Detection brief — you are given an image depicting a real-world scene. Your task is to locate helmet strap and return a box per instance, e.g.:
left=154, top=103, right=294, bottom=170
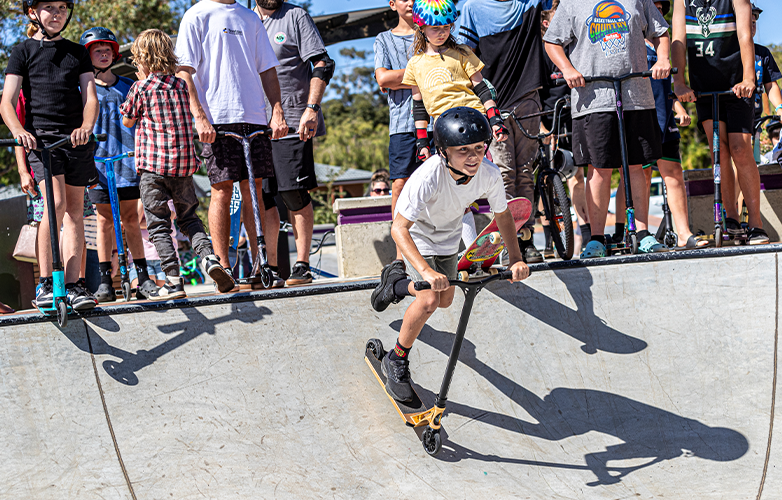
left=441, top=154, right=473, bottom=186
left=30, top=3, right=74, bottom=47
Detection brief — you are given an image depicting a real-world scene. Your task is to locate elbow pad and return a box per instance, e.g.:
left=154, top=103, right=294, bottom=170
left=310, top=52, right=335, bottom=85
left=413, top=99, right=430, bottom=122
left=473, top=79, right=497, bottom=104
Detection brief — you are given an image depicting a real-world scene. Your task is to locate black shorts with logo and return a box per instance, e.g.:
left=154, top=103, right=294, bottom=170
left=263, top=137, right=317, bottom=195
left=27, top=129, right=99, bottom=187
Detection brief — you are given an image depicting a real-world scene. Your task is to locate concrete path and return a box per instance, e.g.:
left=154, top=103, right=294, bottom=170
left=1, top=248, right=779, bottom=499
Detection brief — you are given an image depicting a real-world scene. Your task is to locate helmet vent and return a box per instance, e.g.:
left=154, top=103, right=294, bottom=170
left=458, top=127, right=465, bottom=133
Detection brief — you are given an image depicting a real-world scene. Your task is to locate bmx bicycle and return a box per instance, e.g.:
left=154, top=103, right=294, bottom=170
left=509, top=95, right=575, bottom=260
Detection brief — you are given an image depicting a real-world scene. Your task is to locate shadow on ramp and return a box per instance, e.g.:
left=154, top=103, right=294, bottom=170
left=490, top=268, right=648, bottom=354
left=77, top=303, right=272, bottom=386
left=406, top=323, right=748, bottom=486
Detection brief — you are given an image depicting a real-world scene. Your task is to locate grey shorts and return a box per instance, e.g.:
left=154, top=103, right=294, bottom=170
left=402, top=253, right=458, bottom=282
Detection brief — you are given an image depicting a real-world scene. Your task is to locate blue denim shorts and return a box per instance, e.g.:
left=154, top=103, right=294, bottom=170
left=389, top=132, right=421, bottom=180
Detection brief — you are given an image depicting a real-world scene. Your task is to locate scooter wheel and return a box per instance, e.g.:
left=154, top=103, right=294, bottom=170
left=57, top=300, right=68, bottom=328
left=489, top=231, right=501, bottom=244
left=458, top=270, right=469, bottom=282
left=261, top=267, right=272, bottom=289
left=664, top=233, right=677, bottom=249
left=366, top=339, right=384, bottom=360
left=629, top=234, right=639, bottom=255
left=122, top=282, right=132, bottom=302
left=422, top=427, right=442, bottom=456
left=715, top=227, right=723, bottom=248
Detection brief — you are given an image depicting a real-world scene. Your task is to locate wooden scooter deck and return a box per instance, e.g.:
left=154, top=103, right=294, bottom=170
left=364, top=342, right=430, bottom=427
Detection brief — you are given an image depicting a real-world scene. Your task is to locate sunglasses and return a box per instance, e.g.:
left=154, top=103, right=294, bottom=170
left=372, top=188, right=390, bottom=194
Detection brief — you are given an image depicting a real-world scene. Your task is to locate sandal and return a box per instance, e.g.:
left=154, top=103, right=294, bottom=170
left=677, top=234, right=709, bottom=250
left=724, top=217, right=743, bottom=235
left=580, top=240, right=607, bottom=259
left=747, top=227, right=770, bottom=245
left=638, top=235, right=669, bottom=253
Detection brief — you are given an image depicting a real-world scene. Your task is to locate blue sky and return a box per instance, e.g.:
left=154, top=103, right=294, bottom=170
left=313, top=0, right=782, bottom=77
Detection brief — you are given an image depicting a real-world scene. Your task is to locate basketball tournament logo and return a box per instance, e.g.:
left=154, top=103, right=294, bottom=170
left=586, top=0, right=631, bottom=58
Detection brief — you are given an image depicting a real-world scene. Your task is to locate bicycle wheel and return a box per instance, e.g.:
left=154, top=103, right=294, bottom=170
left=544, top=173, right=574, bottom=260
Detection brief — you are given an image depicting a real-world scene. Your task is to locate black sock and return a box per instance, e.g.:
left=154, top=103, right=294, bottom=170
left=40, top=276, right=52, bottom=285
left=591, top=234, right=607, bottom=245
left=99, top=261, right=113, bottom=285
left=134, top=258, right=150, bottom=284
left=614, top=223, right=625, bottom=238
left=269, top=265, right=278, bottom=273
left=543, top=225, right=552, bottom=247
left=393, top=278, right=411, bottom=298
left=580, top=224, right=592, bottom=243
left=389, top=339, right=411, bottom=361
left=637, top=229, right=651, bottom=240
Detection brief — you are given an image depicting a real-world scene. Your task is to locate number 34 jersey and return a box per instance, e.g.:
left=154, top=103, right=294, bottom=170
left=685, top=0, right=744, bottom=92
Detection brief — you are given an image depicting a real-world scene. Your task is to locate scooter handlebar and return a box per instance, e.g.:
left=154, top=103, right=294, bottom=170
left=555, top=68, right=677, bottom=86
left=0, top=133, right=106, bottom=150
left=413, top=269, right=515, bottom=291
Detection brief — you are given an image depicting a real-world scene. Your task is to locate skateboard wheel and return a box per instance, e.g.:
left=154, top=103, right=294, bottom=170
left=458, top=270, right=469, bottom=282
left=366, top=339, right=384, bottom=360
left=489, top=231, right=501, bottom=245
left=422, top=427, right=442, bottom=456
left=488, top=268, right=498, bottom=276
left=519, top=228, right=532, bottom=241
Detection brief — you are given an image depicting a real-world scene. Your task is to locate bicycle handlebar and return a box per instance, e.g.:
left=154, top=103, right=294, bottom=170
left=0, top=133, right=106, bottom=150
left=413, top=269, right=514, bottom=291
left=510, top=95, right=570, bottom=141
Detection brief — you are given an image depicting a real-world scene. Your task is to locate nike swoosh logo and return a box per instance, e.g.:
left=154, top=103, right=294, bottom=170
left=296, top=176, right=309, bottom=182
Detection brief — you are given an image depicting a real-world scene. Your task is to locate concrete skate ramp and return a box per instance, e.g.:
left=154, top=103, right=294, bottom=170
left=1, top=248, right=780, bottom=499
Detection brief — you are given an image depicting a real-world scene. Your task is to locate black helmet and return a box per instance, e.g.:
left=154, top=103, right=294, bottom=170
left=434, top=107, right=492, bottom=154
left=80, top=27, right=121, bottom=62
left=767, top=118, right=781, bottom=136
left=23, top=1, right=75, bottom=40
left=657, top=0, right=670, bottom=15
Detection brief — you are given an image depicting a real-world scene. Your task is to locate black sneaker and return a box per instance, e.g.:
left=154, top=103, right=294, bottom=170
left=94, top=283, right=116, bottom=303
left=371, top=260, right=406, bottom=312
left=381, top=352, right=415, bottom=403
left=35, top=279, right=54, bottom=309
left=519, top=238, right=544, bottom=264
left=269, top=269, right=285, bottom=288
left=286, top=262, right=313, bottom=286
left=201, top=254, right=236, bottom=293
left=135, top=279, right=160, bottom=300
left=66, top=279, right=98, bottom=312
left=148, top=276, right=187, bottom=301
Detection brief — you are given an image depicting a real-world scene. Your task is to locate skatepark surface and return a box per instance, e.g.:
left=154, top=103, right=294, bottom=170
left=1, top=246, right=780, bottom=499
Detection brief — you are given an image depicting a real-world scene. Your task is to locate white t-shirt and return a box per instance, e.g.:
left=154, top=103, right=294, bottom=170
left=175, top=0, right=279, bottom=125
left=395, top=155, right=508, bottom=255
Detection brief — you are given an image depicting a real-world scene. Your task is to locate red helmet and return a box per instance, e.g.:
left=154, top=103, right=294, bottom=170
left=80, top=27, right=121, bottom=62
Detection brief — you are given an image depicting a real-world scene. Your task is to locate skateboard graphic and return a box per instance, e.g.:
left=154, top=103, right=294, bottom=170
left=365, top=339, right=432, bottom=427
left=457, top=197, right=533, bottom=281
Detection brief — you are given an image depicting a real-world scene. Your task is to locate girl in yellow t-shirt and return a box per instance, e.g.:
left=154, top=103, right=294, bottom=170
left=402, top=0, right=507, bottom=160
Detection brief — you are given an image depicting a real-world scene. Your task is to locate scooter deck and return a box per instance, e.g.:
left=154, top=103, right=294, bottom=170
left=31, top=300, right=71, bottom=317
left=365, top=344, right=429, bottom=427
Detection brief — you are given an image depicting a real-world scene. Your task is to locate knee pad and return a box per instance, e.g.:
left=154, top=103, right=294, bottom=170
left=280, top=188, right=312, bottom=212
left=262, top=190, right=277, bottom=211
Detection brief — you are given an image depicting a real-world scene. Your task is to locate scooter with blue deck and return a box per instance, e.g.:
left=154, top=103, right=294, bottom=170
left=93, top=150, right=135, bottom=301
left=0, top=133, right=107, bottom=326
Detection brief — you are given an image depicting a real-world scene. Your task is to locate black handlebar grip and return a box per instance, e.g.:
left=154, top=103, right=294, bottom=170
left=93, top=133, right=108, bottom=142
left=414, top=281, right=431, bottom=291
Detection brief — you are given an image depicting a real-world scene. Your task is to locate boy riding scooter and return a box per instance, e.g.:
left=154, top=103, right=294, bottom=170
left=371, top=107, right=529, bottom=402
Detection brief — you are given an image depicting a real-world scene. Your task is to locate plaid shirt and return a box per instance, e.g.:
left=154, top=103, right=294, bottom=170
left=119, top=74, right=199, bottom=177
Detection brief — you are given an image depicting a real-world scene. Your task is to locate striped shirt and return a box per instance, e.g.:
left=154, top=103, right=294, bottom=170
left=119, top=74, right=200, bottom=177
left=683, top=0, right=743, bottom=92
left=374, top=30, right=416, bottom=135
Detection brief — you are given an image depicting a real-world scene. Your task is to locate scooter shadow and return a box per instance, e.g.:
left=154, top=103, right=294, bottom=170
left=401, top=323, right=747, bottom=486
left=488, top=267, right=647, bottom=354
left=83, top=302, right=272, bottom=386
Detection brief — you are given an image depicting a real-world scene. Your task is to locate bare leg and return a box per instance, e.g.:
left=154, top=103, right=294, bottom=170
left=656, top=159, right=698, bottom=244
left=62, top=184, right=86, bottom=283
left=727, top=132, right=763, bottom=228
left=629, top=165, right=650, bottom=232
left=398, top=285, right=456, bottom=348
left=586, top=166, right=613, bottom=238
left=391, top=177, right=408, bottom=260
left=120, top=199, right=145, bottom=261
left=209, top=181, right=234, bottom=266
left=567, top=167, right=589, bottom=225
left=290, top=203, right=314, bottom=264
left=702, top=120, right=737, bottom=219
left=239, top=179, right=273, bottom=267
left=264, top=204, right=280, bottom=268
left=95, top=203, right=115, bottom=262
left=37, top=175, right=67, bottom=277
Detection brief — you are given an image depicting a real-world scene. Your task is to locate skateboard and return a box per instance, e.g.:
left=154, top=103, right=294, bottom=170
left=365, top=339, right=433, bottom=428
left=456, top=197, right=532, bottom=281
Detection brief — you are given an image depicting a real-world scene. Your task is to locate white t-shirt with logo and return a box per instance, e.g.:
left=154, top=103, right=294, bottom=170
left=176, top=0, right=279, bottom=125
left=395, top=155, right=508, bottom=255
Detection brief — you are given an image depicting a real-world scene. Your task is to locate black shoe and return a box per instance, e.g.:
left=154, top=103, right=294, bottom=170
left=269, top=269, right=285, bottom=288
left=135, top=279, right=160, bottom=300
left=35, top=279, right=54, bottom=309
left=725, top=218, right=744, bottom=235
left=94, top=283, right=116, bottom=303
left=371, top=260, right=406, bottom=312
left=148, top=276, right=187, bottom=301
left=66, top=279, right=98, bottom=312
left=519, top=239, right=544, bottom=264
left=286, top=262, right=313, bottom=286
left=381, top=352, right=414, bottom=403
left=202, top=254, right=236, bottom=293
